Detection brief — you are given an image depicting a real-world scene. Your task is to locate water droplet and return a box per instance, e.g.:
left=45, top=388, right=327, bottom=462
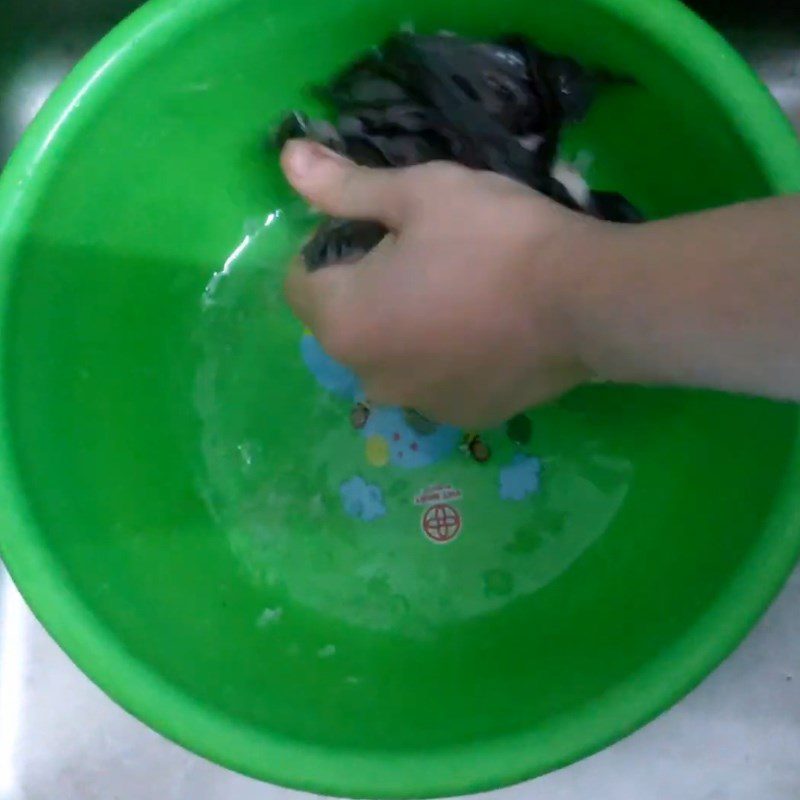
left=256, top=606, right=283, bottom=627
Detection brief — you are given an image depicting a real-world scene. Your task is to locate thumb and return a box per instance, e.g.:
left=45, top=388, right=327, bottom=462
left=281, top=139, right=410, bottom=228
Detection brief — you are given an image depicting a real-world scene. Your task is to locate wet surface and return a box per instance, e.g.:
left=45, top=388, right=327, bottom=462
left=1, top=1, right=799, bottom=798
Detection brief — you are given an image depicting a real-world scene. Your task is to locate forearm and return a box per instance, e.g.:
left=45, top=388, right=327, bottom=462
left=569, top=195, right=800, bottom=399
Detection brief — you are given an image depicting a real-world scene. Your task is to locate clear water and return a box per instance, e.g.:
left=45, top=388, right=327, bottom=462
left=193, top=205, right=643, bottom=639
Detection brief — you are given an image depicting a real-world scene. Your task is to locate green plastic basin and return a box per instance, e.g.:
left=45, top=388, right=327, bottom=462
left=1, top=0, right=799, bottom=796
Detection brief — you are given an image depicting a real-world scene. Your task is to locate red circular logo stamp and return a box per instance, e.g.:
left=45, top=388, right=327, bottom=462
left=421, top=503, right=462, bottom=543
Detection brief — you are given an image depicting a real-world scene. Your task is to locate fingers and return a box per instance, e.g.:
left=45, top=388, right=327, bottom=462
left=281, top=140, right=411, bottom=229
left=284, top=235, right=398, bottom=362
left=284, top=255, right=326, bottom=330
left=284, top=256, right=355, bottom=340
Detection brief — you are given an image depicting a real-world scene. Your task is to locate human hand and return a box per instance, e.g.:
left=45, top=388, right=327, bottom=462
left=281, top=139, right=600, bottom=428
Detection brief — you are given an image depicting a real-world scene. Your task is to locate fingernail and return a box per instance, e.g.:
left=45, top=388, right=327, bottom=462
left=284, top=140, right=343, bottom=179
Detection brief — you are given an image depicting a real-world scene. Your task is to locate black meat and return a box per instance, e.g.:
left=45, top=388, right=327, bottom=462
left=273, top=32, right=641, bottom=267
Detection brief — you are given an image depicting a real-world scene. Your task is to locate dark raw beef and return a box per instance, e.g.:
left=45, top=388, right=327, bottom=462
left=274, top=32, right=641, bottom=272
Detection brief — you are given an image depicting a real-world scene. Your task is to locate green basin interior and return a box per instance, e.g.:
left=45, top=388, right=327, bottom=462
left=1, top=0, right=800, bottom=797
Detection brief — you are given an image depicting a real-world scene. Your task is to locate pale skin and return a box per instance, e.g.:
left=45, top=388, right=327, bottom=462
left=281, top=138, right=800, bottom=429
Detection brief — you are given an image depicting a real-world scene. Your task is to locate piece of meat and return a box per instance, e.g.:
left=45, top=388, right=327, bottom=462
left=588, top=190, right=644, bottom=223
left=302, top=218, right=388, bottom=271
left=274, top=31, right=642, bottom=271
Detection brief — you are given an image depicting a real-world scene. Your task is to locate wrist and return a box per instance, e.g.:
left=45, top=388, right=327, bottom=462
left=549, top=214, right=632, bottom=381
